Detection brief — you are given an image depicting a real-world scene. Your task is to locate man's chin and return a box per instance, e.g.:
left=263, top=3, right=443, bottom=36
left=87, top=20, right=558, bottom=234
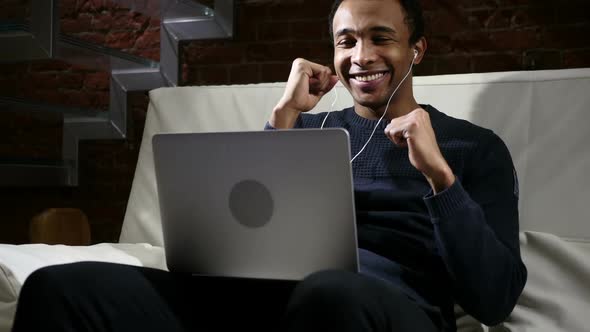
left=351, top=94, right=389, bottom=110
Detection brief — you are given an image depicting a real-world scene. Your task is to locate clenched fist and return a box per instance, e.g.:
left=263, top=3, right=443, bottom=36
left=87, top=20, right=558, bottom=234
left=385, top=108, right=455, bottom=193
left=270, top=58, right=339, bottom=129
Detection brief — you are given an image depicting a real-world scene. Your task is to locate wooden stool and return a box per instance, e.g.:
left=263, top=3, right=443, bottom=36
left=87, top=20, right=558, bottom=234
left=30, top=208, right=91, bottom=245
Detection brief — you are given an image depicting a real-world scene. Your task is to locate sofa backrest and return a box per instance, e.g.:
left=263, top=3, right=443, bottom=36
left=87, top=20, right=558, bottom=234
left=120, top=68, right=590, bottom=245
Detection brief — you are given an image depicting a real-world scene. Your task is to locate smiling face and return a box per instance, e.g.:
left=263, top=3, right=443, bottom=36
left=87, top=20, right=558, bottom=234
left=332, top=0, right=424, bottom=117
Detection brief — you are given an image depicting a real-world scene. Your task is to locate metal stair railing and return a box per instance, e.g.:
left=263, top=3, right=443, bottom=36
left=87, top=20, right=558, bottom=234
left=0, top=0, right=234, bottom=186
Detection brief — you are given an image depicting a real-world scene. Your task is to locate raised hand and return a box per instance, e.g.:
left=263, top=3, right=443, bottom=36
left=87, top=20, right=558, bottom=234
left=384, top=108, right=455, bottom=193
left=270, top=58, right=339, bottom=128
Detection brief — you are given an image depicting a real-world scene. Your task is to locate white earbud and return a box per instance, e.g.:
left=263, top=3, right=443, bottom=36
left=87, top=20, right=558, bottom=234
left=413, top=49, right=418, bottom=59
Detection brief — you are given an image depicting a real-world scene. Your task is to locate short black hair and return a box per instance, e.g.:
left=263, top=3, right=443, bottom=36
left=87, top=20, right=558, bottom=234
left=328, top=0, right=425, bottom=45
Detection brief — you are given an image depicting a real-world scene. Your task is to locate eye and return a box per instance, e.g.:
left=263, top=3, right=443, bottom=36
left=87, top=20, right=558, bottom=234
left=336, top=38, right=356, bottom=48
left=373, top=36, right=392, bottom=44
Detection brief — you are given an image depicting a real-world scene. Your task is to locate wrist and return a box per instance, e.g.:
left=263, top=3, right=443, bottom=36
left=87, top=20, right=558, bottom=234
left=270, top=104, right=301, bottom=129
left=425, top=165, right=455, bottom=194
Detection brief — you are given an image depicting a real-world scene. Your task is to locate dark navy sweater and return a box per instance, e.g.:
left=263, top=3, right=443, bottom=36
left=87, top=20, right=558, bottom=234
left=266, top=105, right=527, bottom=331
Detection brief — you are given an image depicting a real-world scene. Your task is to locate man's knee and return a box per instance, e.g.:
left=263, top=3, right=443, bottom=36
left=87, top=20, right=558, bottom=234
left=288, top=270, right=372, bottom=310
left=282, top=270, right=383, bottom=331
left=21, top=262, right=130, bottom=300
left=21, top=264, right=75, bottom=297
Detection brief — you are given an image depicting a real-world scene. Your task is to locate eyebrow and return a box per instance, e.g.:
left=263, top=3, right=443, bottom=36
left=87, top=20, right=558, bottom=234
left=334, top=26, right=398, bottom=37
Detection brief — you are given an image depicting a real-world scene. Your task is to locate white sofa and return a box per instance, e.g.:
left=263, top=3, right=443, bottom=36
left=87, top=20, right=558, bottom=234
left=1, top=68, right=589, bottom=332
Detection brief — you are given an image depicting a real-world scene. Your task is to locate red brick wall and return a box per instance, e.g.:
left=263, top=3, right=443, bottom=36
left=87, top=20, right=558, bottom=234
left=1, top=0, right=28, bottom=20
left=184, top=0, right=590, bottom=85
left=184, top=0, right=335, bottom=85
left=0, top=0, right=160, bottom=110
left=59, top=0, right=161, bottom=60
left=1, top=0, right=589, bottom=244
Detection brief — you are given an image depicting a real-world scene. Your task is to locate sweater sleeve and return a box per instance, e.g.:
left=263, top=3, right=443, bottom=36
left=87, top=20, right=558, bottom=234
left=423, top=133, right=527, bottom=326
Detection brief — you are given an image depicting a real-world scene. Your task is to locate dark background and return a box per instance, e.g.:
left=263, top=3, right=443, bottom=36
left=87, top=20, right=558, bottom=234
left=1, top=0, right=589, bottom=244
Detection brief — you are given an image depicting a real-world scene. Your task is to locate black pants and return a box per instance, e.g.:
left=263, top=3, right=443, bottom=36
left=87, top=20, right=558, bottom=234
left=12, top=262, right=439, bottom=332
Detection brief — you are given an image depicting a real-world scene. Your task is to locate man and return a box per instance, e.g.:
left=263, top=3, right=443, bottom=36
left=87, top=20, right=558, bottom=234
left=268, top=0, right=527, bottom=331
left=12, top=1, right=526, bottom=331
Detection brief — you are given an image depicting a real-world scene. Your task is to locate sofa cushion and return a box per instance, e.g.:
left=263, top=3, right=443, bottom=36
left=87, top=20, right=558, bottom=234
left=0, top=261, right=19, bottom=332
left=489, top=232, right=590, bottom=332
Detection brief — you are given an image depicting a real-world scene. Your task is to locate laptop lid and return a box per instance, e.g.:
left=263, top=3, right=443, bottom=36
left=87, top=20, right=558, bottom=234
left=152, top=128, right=359, bottom=280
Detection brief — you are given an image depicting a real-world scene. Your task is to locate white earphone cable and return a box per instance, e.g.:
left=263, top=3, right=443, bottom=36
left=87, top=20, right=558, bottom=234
left=320, top=86, right=339, bottom=129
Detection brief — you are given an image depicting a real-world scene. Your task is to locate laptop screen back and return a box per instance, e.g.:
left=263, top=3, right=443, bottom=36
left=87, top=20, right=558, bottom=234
left=152, top=128, right=359, bottom=280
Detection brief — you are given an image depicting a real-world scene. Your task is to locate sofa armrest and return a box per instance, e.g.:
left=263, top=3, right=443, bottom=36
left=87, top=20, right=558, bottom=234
left=0, top=243, right=166, bottom=285
left=0, top=242, right=166, bottom=332
left=0, top=262, right=18, bottom=332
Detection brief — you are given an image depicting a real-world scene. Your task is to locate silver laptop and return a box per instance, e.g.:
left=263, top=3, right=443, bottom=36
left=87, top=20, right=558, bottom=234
left=152, top=128, right=359, bottom=280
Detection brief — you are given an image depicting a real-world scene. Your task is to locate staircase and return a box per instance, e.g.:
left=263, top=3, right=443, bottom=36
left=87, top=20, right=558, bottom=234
left=0, top=0, right=234, bottom=186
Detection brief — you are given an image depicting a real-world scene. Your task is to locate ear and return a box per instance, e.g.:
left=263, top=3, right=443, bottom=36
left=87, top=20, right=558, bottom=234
left=412, top=37, right=427, bottom=64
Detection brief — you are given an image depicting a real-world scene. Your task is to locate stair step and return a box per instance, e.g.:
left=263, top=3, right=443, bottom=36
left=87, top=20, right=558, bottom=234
left=0, top=159, right=71, bottom=186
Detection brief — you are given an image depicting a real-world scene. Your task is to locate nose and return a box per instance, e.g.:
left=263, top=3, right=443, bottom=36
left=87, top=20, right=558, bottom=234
left=351, top=41, right=376, bottom=67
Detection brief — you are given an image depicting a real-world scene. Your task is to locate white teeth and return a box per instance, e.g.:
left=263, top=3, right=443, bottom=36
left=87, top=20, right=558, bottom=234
left=354, top=72, right=385, bottom=82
